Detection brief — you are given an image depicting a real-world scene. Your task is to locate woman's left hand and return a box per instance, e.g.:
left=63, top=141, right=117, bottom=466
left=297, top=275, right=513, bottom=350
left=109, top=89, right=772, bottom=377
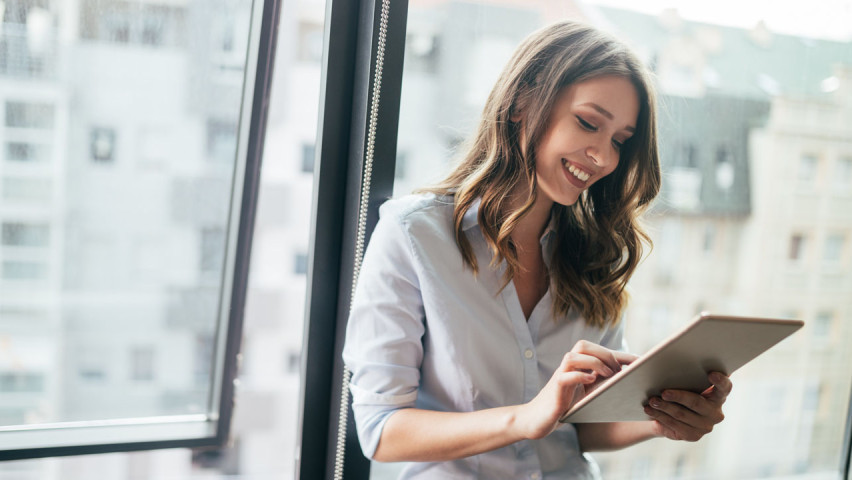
left=643, top=371, right=732, bottom=442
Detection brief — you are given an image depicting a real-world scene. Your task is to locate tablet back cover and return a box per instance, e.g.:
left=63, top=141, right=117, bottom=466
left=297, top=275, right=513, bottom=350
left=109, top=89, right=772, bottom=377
left=561, top=314, right=803, bottom=423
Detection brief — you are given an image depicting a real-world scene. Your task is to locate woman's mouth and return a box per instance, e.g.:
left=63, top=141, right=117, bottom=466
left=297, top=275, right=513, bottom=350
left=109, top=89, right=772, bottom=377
left=562, top=159, right=590, bottom=184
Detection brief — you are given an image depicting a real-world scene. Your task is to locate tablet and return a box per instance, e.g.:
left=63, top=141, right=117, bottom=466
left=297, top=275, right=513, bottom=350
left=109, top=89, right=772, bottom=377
left=559, top=313, right=804, bottom=423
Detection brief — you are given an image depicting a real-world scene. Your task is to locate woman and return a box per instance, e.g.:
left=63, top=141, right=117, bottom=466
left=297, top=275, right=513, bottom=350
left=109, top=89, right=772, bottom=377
left=343, top=20, right=731, bottom=479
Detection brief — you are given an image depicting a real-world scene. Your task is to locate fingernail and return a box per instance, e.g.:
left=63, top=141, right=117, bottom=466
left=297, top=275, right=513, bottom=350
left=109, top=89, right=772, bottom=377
left=661, top=391, right=673, bottom=401
left=649, top=398, right=661, bottom=408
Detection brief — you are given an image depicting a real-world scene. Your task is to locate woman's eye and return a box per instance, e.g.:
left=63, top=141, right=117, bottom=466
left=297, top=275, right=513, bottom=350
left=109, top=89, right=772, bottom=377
left=612, top=139, right=624, bottom=150
left=576, top=116, right=597, bottom=131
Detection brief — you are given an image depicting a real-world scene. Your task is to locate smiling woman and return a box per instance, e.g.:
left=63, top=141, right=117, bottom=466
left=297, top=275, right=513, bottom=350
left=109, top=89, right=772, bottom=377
left=376, top=1, right=852, bottom=480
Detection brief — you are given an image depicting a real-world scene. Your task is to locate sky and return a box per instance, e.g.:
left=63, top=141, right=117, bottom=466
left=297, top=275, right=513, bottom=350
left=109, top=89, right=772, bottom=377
left=585, top=0, right=852, bottom=41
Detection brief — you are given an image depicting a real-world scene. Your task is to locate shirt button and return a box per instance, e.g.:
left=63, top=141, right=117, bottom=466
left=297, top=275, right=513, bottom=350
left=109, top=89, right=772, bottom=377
left=524, top=349, right=534, bottom=359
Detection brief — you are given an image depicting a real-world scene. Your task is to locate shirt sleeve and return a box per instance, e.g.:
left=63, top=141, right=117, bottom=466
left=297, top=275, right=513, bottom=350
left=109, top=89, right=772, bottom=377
left=342, top=202, right=425, bottom=459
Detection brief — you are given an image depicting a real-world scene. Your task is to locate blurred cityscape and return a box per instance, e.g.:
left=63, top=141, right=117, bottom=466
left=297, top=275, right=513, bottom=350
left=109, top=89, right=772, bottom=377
left=0, top=0, right=849, bottom=479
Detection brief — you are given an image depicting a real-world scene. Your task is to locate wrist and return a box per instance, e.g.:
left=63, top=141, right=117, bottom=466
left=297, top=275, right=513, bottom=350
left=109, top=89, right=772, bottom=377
left=506, top=404, right=533, bottom=441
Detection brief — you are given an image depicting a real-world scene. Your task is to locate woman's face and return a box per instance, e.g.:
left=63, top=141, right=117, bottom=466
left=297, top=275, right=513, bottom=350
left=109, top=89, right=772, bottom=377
left=533, top=75, right=640, bottom=207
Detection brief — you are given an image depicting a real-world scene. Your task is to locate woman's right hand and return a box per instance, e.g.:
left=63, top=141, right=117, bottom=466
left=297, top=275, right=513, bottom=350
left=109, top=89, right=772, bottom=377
left=514, top=340, right=637, bottom=440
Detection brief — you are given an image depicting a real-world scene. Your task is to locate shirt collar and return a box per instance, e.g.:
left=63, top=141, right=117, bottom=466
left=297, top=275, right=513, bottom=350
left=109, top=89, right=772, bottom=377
left=461, top=197, right=557, bottom=246
left=461, top=198, right=481, bottom=232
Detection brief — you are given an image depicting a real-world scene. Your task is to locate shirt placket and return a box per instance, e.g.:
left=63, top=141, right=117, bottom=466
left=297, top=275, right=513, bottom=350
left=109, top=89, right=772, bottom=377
left=498, top=266, right=543, bottom=476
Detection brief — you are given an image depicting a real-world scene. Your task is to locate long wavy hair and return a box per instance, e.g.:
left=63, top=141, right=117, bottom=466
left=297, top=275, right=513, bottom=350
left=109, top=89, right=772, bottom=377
left=424, top=21, right=661, bottom=328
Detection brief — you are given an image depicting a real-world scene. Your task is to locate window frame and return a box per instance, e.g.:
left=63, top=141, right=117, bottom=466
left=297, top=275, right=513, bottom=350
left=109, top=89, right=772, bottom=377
left=296, top=0, right=408, bottom=478
left=0, top=0, right=280, bottom=461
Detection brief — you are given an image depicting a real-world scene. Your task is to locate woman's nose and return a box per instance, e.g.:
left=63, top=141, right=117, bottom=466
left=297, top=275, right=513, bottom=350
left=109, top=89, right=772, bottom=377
left=585, top=145, right=612, bottom=167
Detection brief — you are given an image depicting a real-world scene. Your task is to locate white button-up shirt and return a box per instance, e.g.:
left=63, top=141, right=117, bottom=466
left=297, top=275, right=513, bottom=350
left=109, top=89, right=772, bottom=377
left=343, top=194, right=626, bottom=479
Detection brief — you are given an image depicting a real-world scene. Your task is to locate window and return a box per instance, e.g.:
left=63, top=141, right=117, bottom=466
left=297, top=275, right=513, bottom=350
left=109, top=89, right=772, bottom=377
left=1, top=223, right=50, bottom=247
left=0, top=0, right=274, bottom=467
left=206, top=119, right=238, bottom=163
left=1, top=177, right=52, bottom=203
left=5, top=142, right=49, bottom=163
left=200, top=227, right=226, bottom=275
left=0, top=1, right=849, bottom=479
left=835, top=156, right=852, bottom=192
left=90, top=127, right=116, bottom=163
left=4, top=101, right=54, bottom=129
left=789, top=234, right=806, bottom=261
left=0, top=373, right=45, bottom=393
left=798, top=154, right=819, bottom=184
left=301, top=143, right=315, bottom=173
left=715, top=145, right=734, bottom=190
left=823, top=234, right=845, bottom=263
left=1, top=260, right=47, bottom=281
left=293, top=252, right=308, bottom=275
left=813, top=311, right=832, bottom=344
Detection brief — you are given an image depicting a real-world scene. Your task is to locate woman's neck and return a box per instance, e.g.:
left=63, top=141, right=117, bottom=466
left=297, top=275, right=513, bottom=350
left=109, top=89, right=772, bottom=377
left=510, top=188, right=553, bottom=248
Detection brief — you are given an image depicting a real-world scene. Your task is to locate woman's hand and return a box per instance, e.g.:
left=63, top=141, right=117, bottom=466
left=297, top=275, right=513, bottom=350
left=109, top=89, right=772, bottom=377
left=515, top=340, right=637, bottom=440
left=643, top=372, right=732, bottom=442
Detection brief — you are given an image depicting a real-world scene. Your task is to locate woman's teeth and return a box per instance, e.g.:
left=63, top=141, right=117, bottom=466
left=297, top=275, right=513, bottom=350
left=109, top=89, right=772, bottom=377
left=567, top=163, right=590, bottom=182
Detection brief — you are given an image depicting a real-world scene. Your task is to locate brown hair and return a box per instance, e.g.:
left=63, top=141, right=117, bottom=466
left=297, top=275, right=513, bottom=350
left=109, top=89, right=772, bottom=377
left=423, top=20, right=661, bottom=328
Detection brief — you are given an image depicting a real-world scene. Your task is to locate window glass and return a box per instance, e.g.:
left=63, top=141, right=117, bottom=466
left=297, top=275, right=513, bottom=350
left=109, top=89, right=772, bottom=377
left=0, top=0, right=324, bottom=478
left=386, top=1, right=852, bottom=479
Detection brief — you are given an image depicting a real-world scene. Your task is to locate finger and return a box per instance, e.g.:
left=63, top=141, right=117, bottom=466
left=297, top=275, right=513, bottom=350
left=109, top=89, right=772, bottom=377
left=614, top=351, right=639, bottom=366
left=660, top=387, right=721, bottom=423
left=644, top=404, right=708, bottom=442
left=559, top=351, right=618, bottom=378
left=705, top=372, right=732, bottom=403
left=649, top=394, right=717, bottom=431
left=570, top=340, right=628, bottom=373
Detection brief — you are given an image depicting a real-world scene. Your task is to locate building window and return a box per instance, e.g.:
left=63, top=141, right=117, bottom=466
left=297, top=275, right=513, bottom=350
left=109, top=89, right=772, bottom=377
left=1, top=260, right=47, bottom=280
left=0, top=372, right=45, bottom=393
left=680, top=142, right=698, bottom=168
left=789, top=234, right=806, bottom=261
left=5, top=101, right=54, bottom=129
left=90, top=127, right=117, bottom=163
left=293, top=252, right=308, bottom=275
left=200, top=227, right=226, bottom=275
left=798, top=154, right=818, bottom=184
left=301, top=143, right=315, bottom=173
left=286, top=351, right=301, bottom=374
left=2, top=177, right=52, bottom=203
left=6, top=142, right=48, bottom=162
left=130, top=347, right=155, bottom=381
left=206, top=119, right=237, bottom=163
left=823, top=234, right=844, bottom=263
left=835, top=156, right=852, bottom=192
left=1, top=222, right=50, bottom=247
left=813, top=311, right=832, bottom=342
left=715, top=145, right=734, bottom=190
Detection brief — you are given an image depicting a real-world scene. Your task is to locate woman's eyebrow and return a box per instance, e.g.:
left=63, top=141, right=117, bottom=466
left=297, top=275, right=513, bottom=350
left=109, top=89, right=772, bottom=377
left=580, top=102, right=635, bottom=132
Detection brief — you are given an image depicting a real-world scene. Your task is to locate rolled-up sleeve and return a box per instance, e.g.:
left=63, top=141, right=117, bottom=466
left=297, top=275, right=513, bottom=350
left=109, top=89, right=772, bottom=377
left=342, top=203, right=426, bottom=458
